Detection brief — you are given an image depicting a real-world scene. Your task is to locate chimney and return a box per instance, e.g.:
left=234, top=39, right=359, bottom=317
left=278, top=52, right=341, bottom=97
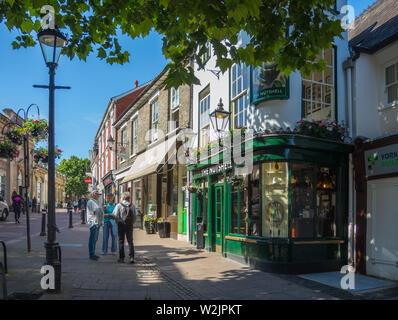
left=134, top=80, right=138, bottom=88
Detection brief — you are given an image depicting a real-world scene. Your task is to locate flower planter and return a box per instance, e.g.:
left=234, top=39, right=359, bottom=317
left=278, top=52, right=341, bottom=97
left=157, top=222, right=171, bottom=238
left=144, top=220, right=156, bottom=234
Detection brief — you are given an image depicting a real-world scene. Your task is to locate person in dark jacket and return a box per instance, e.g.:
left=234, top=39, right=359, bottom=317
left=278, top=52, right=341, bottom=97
left=112, top=192, right=137, bottom=264
left=12, top=191, right=23, bottom=224
left=32, top=197, right=37, bottom=213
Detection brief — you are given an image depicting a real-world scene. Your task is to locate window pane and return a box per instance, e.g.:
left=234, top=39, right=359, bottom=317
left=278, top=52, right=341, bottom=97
left=231, top=185, right=238, bottom=234
left=325, top=48, right=333, bottom=66
left=325, top=67, right=333, bottom=85
left=249, top=165, right=261, bottom=236
left=386, top=64, right=395, bottom=85
left=303, top=81, right=312, bottom=100
left=291, top=163, right=317, bottom=238
left=261, top=162, right=289, bottom=238
left=388, top=84, right=398, bottom=104
left=239, top=176, right=249, bottom=235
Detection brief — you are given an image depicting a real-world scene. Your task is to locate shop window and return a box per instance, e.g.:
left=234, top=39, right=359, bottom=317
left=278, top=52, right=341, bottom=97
left=170, top=168, right=178, bottom=215
left=249, top=164, right=261, bottom=236
left=132, top=179, right=141, bottom=212
left=230, top=174, right=249, bottom=236
left=302, top=48, right=335, bottom=121
left=261, top=162, right=289, bottom=238
left=146, top=174, right=157, bottom=216
left=231, top=184, right=239, bottom=234
left=239, top=175, right=249, bottom=235
left=291, top=163, right=337, bottom=238
left=203, top=180, right=208, bottom=232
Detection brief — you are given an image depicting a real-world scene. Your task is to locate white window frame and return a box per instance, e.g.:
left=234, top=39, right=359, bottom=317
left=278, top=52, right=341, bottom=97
left=151, top=99, right=159, bottom=142
left=231, top=62, right=249, bottom=129
left=131, top=117, right=138, bottom=156
left=170, top=87, right=180, bottom=110
left=302, top=48, right=336, bottom=121
left=385, top=62, right=398, bottom=106
left=201, top=41, right=211, bottom=64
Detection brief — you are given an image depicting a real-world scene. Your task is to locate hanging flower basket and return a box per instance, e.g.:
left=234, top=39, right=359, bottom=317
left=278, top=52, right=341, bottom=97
left=226, top=175, right=243, bottom=187
left=0, top=135, right=19, bottom=159
left=5, top=127, right=24, bottom=145
left=24, top=119, right=48, bottom=141
left=294, top=119, right=346, bottom=142
left=33, top=147, right=62, bottom=164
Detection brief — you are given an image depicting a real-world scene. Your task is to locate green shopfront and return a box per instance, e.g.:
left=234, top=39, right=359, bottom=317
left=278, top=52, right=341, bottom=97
left=188, top=134, right=353, bottom=274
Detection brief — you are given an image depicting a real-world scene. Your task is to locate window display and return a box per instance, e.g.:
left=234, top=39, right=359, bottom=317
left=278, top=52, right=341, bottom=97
left=261, top=162, right=289, bottom=238
left=249, top=165, right=261, bottom=236
left=291, top=163, right=337, bottom=238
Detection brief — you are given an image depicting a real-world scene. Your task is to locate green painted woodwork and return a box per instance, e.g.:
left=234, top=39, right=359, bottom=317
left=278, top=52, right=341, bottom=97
left=190, top=134, right=352, bottom=267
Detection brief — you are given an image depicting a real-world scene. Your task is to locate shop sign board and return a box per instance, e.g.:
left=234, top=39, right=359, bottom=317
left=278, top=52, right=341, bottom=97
left=200, top=161, right=232, bottom=176
left=251, top=62, right=289, bottom=104
left=365, top=143, right=398, bottom=177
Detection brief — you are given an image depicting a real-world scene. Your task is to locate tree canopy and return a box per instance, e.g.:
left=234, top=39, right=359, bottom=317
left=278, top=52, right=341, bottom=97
left=56, top=156, right=90, bottom=199
left=0, top=0, right=344, bottom=87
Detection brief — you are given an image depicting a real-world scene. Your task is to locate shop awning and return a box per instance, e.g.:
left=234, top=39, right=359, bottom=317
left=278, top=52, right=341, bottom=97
left=114, top=166, right=133, bottom=182
left=121, top=134, right=177, bottom=183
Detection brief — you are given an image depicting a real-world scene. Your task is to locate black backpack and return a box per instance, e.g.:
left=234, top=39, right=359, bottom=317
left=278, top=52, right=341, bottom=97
left=121, top=204, right=135, bottom=223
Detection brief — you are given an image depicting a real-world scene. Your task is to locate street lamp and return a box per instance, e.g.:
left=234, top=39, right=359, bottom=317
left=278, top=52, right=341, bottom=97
left=209, top=98, right=230, bottom=140
left=34, top=27, right=70, bottom=293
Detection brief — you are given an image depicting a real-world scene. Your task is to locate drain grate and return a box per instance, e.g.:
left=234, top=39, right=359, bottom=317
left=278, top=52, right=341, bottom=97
left=137, top=255, right=202, bottom=300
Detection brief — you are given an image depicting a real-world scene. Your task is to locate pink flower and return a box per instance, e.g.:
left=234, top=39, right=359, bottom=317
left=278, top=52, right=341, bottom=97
left=34, top=120, right=39, bottom=123
left=57, top=149, right=62, bottom=152
left=308, top=125, right=312, bottom=129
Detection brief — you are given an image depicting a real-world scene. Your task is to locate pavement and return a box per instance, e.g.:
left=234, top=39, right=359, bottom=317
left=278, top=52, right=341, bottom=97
left=1, top=209, right=398, bottom=300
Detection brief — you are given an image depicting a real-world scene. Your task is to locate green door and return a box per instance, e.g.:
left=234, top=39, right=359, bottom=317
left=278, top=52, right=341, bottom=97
left=215, top=184, right=224, bottom=253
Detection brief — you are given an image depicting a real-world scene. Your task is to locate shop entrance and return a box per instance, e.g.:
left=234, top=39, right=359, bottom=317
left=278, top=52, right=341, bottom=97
left=214, top=184, right=224, bottom=253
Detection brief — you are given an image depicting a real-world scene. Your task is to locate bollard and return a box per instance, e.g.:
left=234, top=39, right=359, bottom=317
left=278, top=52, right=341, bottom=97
left=40, top=209, right=47, bottom=236
left=81, top=208, right=86, bottom=224
left=68, top=205, right=73, bottom=229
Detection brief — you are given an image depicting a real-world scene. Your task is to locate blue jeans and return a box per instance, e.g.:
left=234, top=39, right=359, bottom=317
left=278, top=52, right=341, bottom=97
left=102, top=219, right=118, bottom=253
left=88, top=225, right=100, bottom=257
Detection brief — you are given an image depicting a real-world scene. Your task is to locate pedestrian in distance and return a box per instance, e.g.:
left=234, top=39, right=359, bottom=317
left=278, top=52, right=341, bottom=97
left=113, top=192, right=137, bottom=264
left=102, top=193, right=118, bottom=255
left=32, top=197, right=37, bottom=213
left=73, top=200, right=78, bottom=213
left=11, top=191, right=22, bottom=224
left=87, top=190, right=104, bottom=261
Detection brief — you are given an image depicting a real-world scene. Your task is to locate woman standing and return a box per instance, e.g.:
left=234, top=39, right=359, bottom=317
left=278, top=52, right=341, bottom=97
left=12, top=191, right=22, bottom=224
left=102, top=194, right=118, bottom=255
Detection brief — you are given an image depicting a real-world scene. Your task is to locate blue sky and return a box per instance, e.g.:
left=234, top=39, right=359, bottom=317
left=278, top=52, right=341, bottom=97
left=0, top=0, right=375, bottom=162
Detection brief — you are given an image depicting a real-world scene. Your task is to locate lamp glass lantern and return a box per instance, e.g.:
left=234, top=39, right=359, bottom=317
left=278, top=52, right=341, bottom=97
left=210, top=98, right=230, bottom=135
left=38, top=28, right=68, bottom=66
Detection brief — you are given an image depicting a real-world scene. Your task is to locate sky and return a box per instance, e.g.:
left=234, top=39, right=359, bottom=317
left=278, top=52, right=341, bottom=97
left=0, top=0, right=376, bottom=162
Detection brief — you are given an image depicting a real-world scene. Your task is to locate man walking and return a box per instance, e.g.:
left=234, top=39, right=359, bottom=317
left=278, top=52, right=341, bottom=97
left=113, top=192, right=137, bottom=264
left=87, top=190, right=104, bottom=261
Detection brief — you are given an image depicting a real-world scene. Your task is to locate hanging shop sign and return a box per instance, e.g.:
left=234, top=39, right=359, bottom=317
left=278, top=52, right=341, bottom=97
left=365, top=143, right=398, bottom=177
left=251, top=62, right=289, bottom=104
left=84, top=178, right=92, bottom=184
left=201, top=161, right=232, bottom=177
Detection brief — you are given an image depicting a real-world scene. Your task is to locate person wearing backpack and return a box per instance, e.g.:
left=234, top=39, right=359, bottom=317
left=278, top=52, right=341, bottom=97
left=112, top=192, right=137, bottom=264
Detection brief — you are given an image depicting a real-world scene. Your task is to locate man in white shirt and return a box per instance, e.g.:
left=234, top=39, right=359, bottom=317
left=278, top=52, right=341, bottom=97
left=87, top=190, right=104, bottom=260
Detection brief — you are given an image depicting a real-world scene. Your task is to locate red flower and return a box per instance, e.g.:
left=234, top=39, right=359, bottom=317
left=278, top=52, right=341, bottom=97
left=34, top=120, right=39, bottom=123
left=57, top=149, right=62, bottom=152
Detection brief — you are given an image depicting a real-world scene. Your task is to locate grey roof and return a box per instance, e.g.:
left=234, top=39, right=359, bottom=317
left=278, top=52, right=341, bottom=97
left=349, top=0, right=398, bottom=54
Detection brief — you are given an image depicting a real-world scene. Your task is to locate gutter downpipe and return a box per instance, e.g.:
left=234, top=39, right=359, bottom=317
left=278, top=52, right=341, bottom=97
left=188, top=57, right=194, bottom=244
left=343, top=56, right=356, bottom=268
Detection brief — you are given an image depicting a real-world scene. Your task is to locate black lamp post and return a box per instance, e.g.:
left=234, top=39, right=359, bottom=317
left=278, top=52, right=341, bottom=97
left=33, top=27, right=70, bottom=293
left=209, top=98, right=230, bottom=142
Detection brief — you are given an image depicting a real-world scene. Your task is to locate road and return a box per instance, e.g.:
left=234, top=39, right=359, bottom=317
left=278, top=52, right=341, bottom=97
left=0, top=209, right=83, bottom=244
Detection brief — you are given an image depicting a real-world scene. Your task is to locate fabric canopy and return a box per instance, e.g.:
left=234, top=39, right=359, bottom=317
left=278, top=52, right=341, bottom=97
left=121, top=134, right=177, bottom=183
